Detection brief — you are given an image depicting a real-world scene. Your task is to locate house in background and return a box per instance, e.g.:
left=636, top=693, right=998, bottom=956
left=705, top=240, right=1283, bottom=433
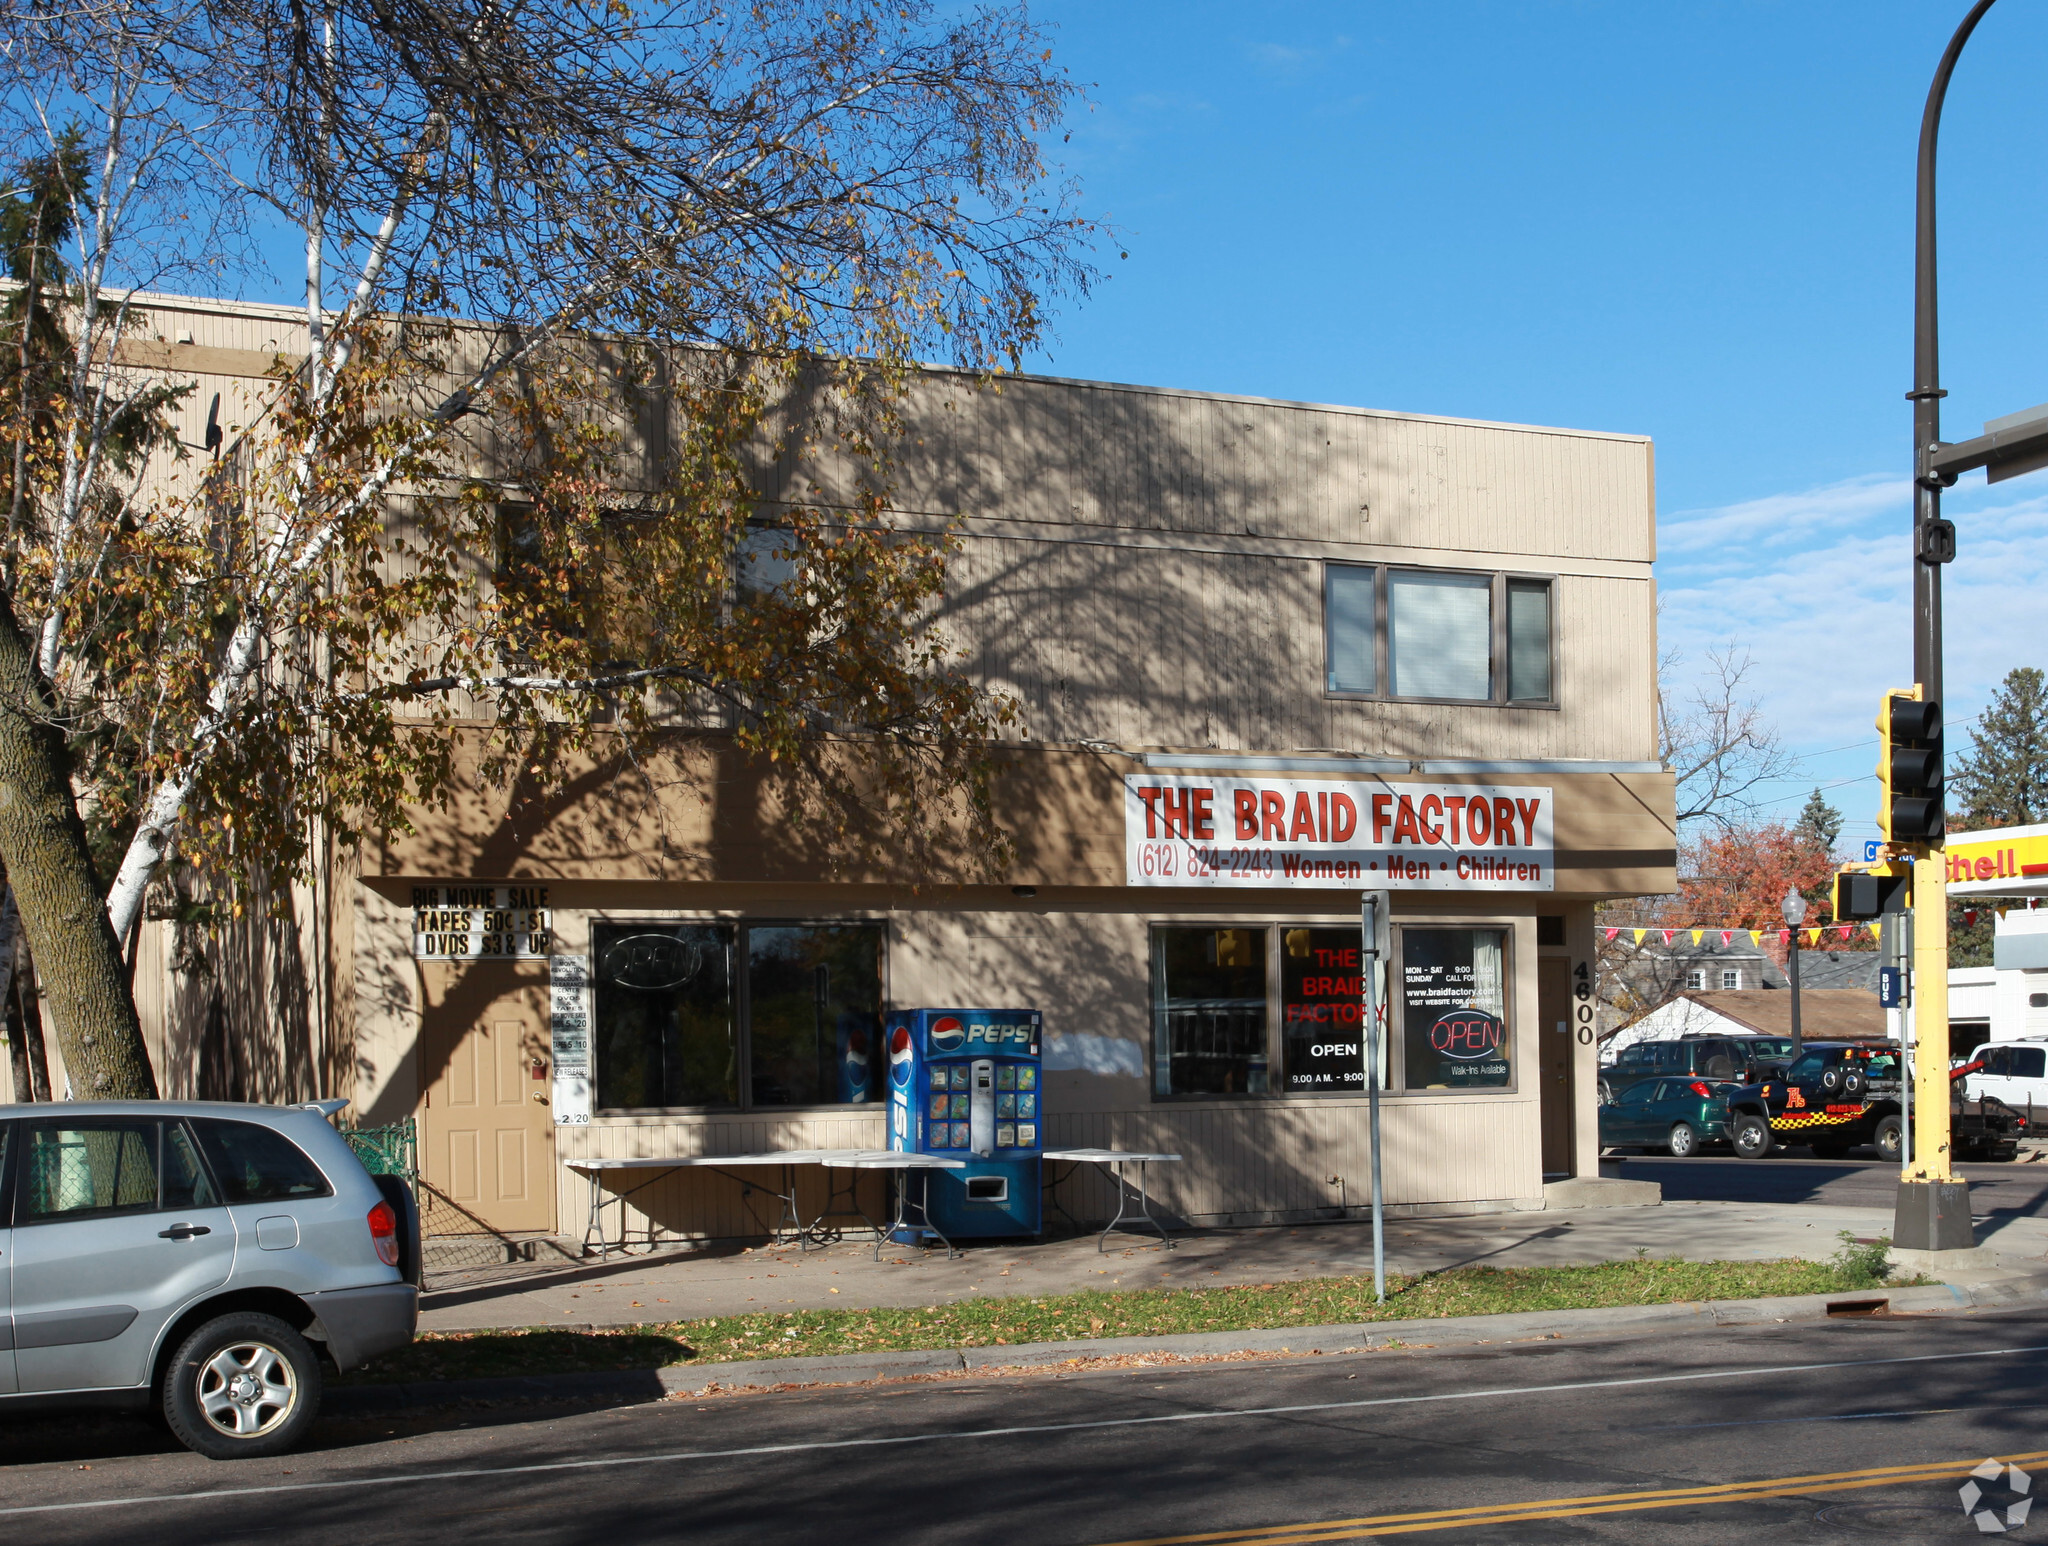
left=1606, top=989, right=1889, bottom=1056
left=1603, top=935, right=1880, bottom=1035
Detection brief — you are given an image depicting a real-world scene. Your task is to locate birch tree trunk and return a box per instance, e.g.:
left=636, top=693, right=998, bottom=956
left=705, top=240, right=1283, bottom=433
left=0, top=587, right=155, bottom=1098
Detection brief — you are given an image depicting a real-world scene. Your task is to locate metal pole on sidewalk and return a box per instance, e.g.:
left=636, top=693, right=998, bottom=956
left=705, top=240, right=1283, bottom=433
left=1362, top=889, right=1389, bottom=1304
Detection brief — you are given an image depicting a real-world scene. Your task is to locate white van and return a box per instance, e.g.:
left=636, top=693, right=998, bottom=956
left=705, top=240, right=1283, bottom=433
left=1965, top=1039, right=2048, bottom=1121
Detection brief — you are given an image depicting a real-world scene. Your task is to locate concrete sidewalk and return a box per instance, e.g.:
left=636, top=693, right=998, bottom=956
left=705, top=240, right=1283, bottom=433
left=417, top=1197, right=2048, bottom=1333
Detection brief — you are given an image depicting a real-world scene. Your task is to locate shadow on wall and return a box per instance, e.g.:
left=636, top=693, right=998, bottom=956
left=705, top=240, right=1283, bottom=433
left=890, top=371, right=1650, bottom=765
left=161, top=874, right=327, bottom=1105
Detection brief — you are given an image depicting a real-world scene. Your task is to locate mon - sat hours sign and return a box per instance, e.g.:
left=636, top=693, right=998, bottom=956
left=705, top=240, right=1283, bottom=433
left=1124, top=775, right=1554, bottom=891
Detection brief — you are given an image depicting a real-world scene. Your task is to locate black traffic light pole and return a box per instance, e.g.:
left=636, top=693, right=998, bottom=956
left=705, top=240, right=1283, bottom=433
left=1900, top=0, right=1997, bottom=1255
left=1911, top=0, right=1996, bottom=699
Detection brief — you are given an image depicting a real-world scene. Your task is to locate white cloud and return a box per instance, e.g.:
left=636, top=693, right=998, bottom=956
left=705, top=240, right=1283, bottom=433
left=1656, top=473, right=2048, bottom=826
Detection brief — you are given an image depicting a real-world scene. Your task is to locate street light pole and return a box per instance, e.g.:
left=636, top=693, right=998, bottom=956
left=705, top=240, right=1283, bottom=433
left=1899, top=0, right=1998, bottom=1255
left=1780, top=891, right=1806, bottom=1060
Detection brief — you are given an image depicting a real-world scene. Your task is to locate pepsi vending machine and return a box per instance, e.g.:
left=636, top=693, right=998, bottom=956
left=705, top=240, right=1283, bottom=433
left=886, top=1008, right=1043, bottom=1238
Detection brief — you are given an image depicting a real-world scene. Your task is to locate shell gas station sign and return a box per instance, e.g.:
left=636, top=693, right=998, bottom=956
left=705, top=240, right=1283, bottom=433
left=1945, top=825, right=2048, bottom=893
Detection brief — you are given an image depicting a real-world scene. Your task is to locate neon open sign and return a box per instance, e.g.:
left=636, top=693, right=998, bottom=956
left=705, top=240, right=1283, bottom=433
left=1428, top=1009, right=1506, bottom=1060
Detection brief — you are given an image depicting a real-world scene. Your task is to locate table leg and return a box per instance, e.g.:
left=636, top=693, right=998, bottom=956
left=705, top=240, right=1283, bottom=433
left=1040, top=1160, right=1087, bottom=1236
left=807, top=1167, right=884, bottom=1249
left=875, top=1171, right=911, bottom=1262
left=908, top=1169, right=959, bottom=1260
left=1097, top=1161, right=1173, bottom=1252
left=583, top=1171, right=604, bottom=1257
left=774, top=1165, right=804, bottom=1249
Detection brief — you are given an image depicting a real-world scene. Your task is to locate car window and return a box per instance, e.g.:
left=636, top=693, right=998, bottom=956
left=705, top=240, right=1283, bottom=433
left=1979, top=1046, right=2007, bottom=1077
left=190, top=1118, right=332, bottom=1203
left=20, top=1121, right=170, bottom=1222
left=2012, top=1047, right=2047, bottom=1080
left=1786, top=1052, right=1828, bottom=1084
left=1864, top=1050, right=1901, bottom=1080
left=1621, top=1079, right=1660, bottom=1104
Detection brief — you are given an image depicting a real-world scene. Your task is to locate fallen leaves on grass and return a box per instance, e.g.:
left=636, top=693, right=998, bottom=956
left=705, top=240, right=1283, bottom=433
left=342, top=1257, right=1896, bottom=1387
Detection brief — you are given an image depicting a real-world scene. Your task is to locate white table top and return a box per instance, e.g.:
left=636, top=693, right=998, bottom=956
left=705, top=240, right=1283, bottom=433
left=821, top=1150, right=966, bottom=1169
left=567, top=1149, right=969, bottom=1174
left=1041, top=1148, right=1183, bottom=1164
left=567, top=1152, right=836, bottom=1173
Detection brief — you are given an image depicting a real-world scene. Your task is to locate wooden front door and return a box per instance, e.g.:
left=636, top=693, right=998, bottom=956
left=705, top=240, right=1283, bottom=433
left=1537, top=956, right=1574, bottom=1176
left=420, top=967, right=556, bottom=1234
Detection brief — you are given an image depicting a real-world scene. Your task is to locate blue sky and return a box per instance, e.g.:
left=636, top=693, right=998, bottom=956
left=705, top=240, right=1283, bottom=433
left=1021, top=1, right=2048, bottom=840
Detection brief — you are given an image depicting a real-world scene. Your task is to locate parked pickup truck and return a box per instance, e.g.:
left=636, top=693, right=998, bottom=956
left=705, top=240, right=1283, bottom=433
left=1723, top=1041, right=2024, bottom=1163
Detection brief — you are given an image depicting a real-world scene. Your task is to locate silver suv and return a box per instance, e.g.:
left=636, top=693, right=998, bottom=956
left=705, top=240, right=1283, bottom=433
left=0, top=1100, right=419, bottom=1459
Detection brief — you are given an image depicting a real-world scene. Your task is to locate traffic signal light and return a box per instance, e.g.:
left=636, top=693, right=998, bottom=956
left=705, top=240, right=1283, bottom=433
left=1875, top=688, right=1942, bottom=845
left=1832, top=862, right=1910, bottom=920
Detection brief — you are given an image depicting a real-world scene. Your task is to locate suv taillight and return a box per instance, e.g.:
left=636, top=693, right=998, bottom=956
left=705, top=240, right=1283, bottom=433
left=368, top=1200, right=400, bottom=1267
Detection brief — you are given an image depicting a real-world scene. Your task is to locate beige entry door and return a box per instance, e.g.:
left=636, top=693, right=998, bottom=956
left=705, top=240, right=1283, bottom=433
left=1537, top=956, right=1573, bottom=1176
left=420, top=967, right=556, bottom=1234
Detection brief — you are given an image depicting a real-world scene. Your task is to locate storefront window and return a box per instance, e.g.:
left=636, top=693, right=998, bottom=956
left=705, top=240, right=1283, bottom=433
left=746, top=925, right=884, bottom=1107
left=1280, top=927, right=1370, bottom=1092
left=593, top=924, right=737, bottom=1110
left=1399, top=927, right=1511, bottom=1090
left=591, top=921, right=887, bottom=1112
left=1151, top=927, right=1268, bottom=1096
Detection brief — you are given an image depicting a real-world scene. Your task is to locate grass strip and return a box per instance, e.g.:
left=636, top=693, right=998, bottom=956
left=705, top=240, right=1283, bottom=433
left=342, top=1257, right=1910, bottom=1386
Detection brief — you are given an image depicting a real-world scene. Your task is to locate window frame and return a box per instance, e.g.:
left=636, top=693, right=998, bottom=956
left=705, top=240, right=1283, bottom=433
left=1321, top=561, right=1559, bottom=710
left=1147, top=916, right=1522, bottom=1102
left=11, top=1117, right=215, bottom=1226
left=1391, top=922, right=1519, bottom=1095
left=588, top=915, right=890, bottom=1117
left=1720, top=969, right=1741, bottom=990
left=1147, top=924, right=1275, bottom=1101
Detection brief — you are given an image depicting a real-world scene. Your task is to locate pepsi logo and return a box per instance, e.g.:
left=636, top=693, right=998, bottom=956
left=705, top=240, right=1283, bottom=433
left=929, top=1016, right=966, bottom=1052
left=887, top=1026, right=914, bottom=1086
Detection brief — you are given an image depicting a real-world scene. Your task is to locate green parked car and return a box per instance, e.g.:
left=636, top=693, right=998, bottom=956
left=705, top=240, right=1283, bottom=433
left=1598, top=1075, right=1738, bottom=1157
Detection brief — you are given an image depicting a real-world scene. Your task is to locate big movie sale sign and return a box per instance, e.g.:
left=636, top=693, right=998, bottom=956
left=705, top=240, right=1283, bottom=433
left=1124, top=775, right=1555, bottom=891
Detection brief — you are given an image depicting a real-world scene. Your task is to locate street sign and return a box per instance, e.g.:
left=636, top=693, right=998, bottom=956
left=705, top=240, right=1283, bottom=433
left=1878, top=966, right=1906, bottom=1009
left=1864, top=840, right=1883, bottom=863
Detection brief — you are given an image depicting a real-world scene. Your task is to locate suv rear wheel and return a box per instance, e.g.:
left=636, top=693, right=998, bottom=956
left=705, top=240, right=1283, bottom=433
left=1731, top=1113, right=1773, bottom=1159
left=162, top=1311, right=322, bottom=1460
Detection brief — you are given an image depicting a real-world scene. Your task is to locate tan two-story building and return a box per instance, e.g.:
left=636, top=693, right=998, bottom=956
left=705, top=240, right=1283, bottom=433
left=5, top=292, right=1677, bottom=1245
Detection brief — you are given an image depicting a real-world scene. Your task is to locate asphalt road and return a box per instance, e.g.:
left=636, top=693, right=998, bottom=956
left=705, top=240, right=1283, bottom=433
left=1612, top=1152, right=2048, bottom=1223
left=6, top=1310, right=2048, bottom=1543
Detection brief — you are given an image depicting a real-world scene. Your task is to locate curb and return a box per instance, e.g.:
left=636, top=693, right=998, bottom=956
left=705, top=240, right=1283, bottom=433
left=325, top=1270, right=2048, bottom=1415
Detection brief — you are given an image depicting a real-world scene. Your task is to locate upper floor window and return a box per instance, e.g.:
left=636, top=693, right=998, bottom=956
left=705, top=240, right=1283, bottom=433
left=1324, top=564, right=1554, bottom=706
left=1685, top=969, right=1706, bottom=990
left=1720, top=969, right=1741, bottom=990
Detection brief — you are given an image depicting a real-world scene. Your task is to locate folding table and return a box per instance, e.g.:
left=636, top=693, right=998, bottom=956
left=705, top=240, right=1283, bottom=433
left=1040, top=1149, right=1184, bottom=1251
left=567, top=1152, right=835, bottom=1257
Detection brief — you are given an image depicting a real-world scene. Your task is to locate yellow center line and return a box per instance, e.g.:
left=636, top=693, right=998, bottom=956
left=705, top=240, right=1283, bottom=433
left=1092, top=1448, right=2048, bottom=1545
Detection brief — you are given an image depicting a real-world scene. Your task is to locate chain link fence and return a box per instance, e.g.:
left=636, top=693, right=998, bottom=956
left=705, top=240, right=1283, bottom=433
left=339, top=1116, right=580, bottom=1286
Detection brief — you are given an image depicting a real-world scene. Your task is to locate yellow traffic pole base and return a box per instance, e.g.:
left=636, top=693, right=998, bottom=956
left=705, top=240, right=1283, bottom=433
left=1894, top=847, right=1974, bottom=1252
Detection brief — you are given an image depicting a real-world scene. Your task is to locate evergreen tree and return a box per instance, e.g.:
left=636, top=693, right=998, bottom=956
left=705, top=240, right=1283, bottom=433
left=1794, top=787, right=1843, bottom=855
left=1951, top=667, right=2048, bottom=830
